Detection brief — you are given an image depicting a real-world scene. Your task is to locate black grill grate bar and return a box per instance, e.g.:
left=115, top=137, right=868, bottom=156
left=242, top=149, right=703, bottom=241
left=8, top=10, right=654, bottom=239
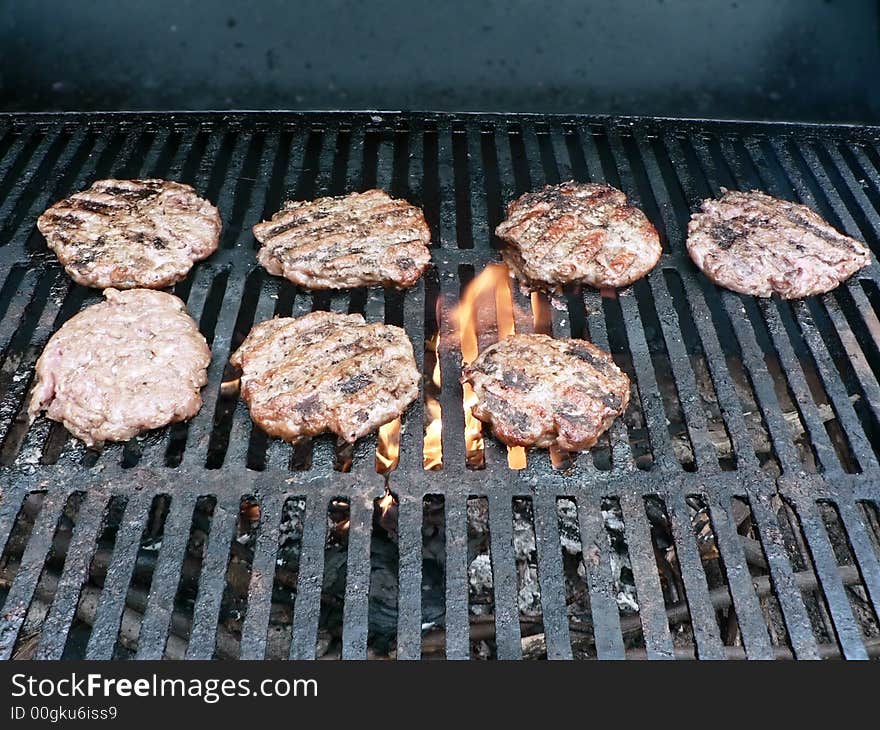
left=548, top=125, right=573, bottom=184
left=344, top=125, right=366, bottom=192
left=648, top=274, right=718, bottom=472
left=748, top=494, right=820, bottom=659
left=789, top=297, right=880, bottom=472
left=611, top=128, right=721, bottom=472
left=618, top=493, right=675, bottom=659
left=808, top=140, right=880, bottom=244
left=666, top=492, right=727, bottom=659
left=772, top=137, right=867, bottom=248
left=684, top=137, right=804, bottom=472
left=137, top=127, right=172, bottom=178
left=820, top=289, right=880, bottom=427
left=635, top=133, right=742, bottom=468
left=0, top=490, right=66, bottom=659
left=0, top=125, right=36, bottom=210
left=0, top=269, right=39, bottom=354
left=617, top=291, right=681, bottom=472
left=576, top=496, right=626, bottom=659
left=843, top=143, right=880, bottom=223
left=730, top=136, right=880, bottom=465
left=436, top=144, right=468, bottom=471
left=467, top=123, right=492, bottom=251
left=106, top=127, right=146, bottom=179
left=0, top=486, right=27, bottom=563
left=531, top=494, right=572, bottom=659
left=341, top=494, right=374, bottom=659
left=225, top=277, right=277, bottom=467
left=655, top=134, right=760, bottom=470
left=395, top=493, right=424, bottom=660
left=759, top=299, right=843, bottom=474
left=399, top=278, right=427, bottom=472
left=84, top=491, right=153, bottom=660
left=185, top=496, right=239, bottom=660
left=134, top=492, right=198, bottom=659
left=0, top=128, right=63, bottom=233
left=397, top=124, right=427, bottom=474
left=288, top=494, right=328, bottom=660
left=487, top=493, right=522, bottom=660
left=836, top=500, right=880, bottom=622
left=3, top=128, right=90, bottom=247
left=716, top=137, right=848, bottom=474
left=582, top=289, right=634, bottom=472
left=238, top=492, right=284, bottom=660
left=443, top=491, right=470, bottom=659
left=705, top=494, right=775, bottom=659
left=794, top=498, right=868, bottom=659
left=0, top=270, right=71, bottom=456
left=179, top=132, right=254, bottom=468
left=33, top=492, right=107, bottom=660
left=207, top=134, right=284, bottom=468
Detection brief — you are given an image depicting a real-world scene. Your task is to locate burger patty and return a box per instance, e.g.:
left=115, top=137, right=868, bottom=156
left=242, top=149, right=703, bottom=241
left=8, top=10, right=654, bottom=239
left=253, top=189, right=431, bottom=289
left=461, top=334, right=630, bottom=451
left=494, top=182, right=661, bottom=291
left=230, top=311, right=420, bottom=443
left=28, top=289, right=211, bottom=447
left=686, top=188, right=871, bottom=299
left=37, top=179, right=221, bottom=289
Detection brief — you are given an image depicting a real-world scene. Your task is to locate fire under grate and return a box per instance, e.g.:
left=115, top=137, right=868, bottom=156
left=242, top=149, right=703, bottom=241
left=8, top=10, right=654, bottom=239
left=1, top=111, right=880, bottom=660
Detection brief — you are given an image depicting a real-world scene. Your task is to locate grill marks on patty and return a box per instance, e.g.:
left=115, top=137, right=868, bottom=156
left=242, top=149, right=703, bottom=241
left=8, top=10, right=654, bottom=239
left=686, top=188, right=871, bottom=299
left=28, top=289, right=211, bottom=448
left=253, top=189, right=431, bottom=289
left=230, top=311, right=420, bottom=443
left=494, top=181, right=662, bottom=292
left=461, top=334, right=630, bottom=452
left=37, top=178, right=221, bottom=289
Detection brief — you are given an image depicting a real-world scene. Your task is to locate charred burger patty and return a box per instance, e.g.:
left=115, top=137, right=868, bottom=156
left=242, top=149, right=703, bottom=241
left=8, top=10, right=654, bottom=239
left=230, top=310, right=420, bottom=443
left=461, top=333, right=630, bottom=452
left=28, top=288, right=211, bottom=447
left=253, top=189, right=431, bottom=290
left=686, top=188, right=870, bottom=299
left=494, top=181, right=661, bottom=291
left=37, top=178, right=221, bottom=289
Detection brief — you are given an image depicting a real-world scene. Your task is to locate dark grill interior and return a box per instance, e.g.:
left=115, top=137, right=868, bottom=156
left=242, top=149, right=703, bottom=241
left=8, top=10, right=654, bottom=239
left=1, top=111, right=880, bottom=660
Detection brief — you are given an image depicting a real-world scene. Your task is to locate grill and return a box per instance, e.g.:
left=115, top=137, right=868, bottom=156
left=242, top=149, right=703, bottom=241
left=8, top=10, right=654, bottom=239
left=1, top=111, right=880, bottom=661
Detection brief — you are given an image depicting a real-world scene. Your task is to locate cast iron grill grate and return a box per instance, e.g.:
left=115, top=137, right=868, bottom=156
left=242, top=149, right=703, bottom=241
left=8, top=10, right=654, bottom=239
left=0, top=111, right=879, bottom=660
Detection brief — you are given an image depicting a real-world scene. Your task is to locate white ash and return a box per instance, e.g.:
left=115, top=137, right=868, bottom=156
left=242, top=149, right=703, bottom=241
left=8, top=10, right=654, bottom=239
left=468, top=553, right=493, bottom=615
left=512, top=508, right=537, bottom=560
left=512, top=503, right=542, bottom=615
left=467, top=498, right=489, bottom=536
left=517, top=563, right=542, bottom=616
left=556, top=499, right=582, bottom=555
left=278, top=496, right=306, bottom=564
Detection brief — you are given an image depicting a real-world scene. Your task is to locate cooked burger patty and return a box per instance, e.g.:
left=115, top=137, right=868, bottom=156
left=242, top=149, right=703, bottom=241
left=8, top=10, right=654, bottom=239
left=38, top=179, right=221, bottom=289
left=461, top=334, right=630, bottom=451
left=230, top=311, right=420, bottom=443
left=253, top=189, right=431, bottom=289
left=494, top=182, right=661, bottom=291
left=687, top=188, right=871, bottom=299
left=28, top=289, right=211, bottom=447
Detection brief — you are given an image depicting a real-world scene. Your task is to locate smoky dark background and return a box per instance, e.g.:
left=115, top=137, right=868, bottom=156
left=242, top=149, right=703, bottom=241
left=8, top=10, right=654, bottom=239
left=1, top=0, right=878, bottom=123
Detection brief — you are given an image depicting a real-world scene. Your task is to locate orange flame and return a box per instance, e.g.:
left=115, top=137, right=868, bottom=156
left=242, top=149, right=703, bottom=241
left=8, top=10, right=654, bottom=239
left=376, top=418, right=401, bottom=474
left=452, top=263, right=526, bottom=470
left=378, top=489, right=395, bottom=515
left=531, top=291, right=553, bottom=335
left=423, top=332, right=443, bottom=470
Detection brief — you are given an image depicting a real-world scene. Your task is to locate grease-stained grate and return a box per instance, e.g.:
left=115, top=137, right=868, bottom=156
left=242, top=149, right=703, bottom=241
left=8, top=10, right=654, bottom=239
left=0, top=112, right=879, bottom=660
